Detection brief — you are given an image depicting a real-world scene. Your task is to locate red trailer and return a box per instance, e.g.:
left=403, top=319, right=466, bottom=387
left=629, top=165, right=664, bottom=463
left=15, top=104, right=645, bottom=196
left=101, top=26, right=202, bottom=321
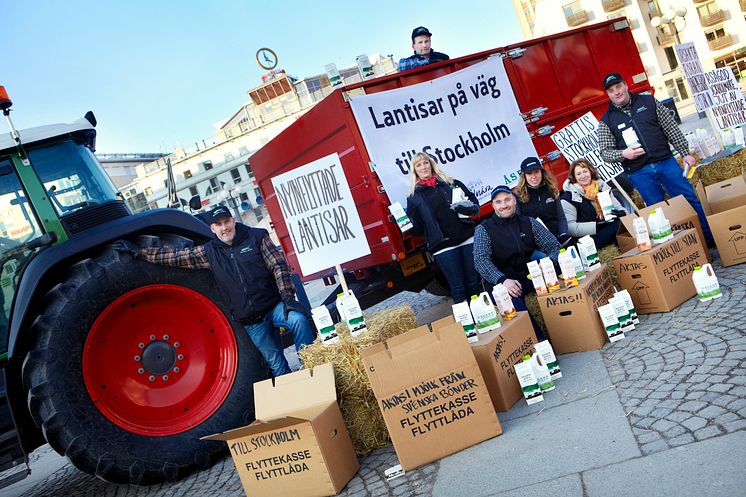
left=251, top=19, right=652, bottom=307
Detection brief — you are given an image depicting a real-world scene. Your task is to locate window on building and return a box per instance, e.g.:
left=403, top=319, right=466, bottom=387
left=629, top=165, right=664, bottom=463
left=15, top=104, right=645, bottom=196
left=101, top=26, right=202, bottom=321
left=209, top=178, right=219, bottom=190
left=189, top=186, right=198, bottom=197
left=239, top=146, right=249, bottom=156
left=664, top=47, right=678, bottom=70
left=144, top=187, right=153, bottom=196
left=665, top=77, right=690, bottom=102
left=239, top=192, right=249, bottom=201
left=224, top=152, right=234, bottom=163
left=183, top=169, right=192, bottom=179
left=647, top=0, right=660, bottom=18
left=697, top=2, right=720, bottom=18
left=705, top=27, right=726, bottom=42
left=230, top=168, right=242, bottom=183
left=245, top=164, right=253, bottom=178
left=202, top=160, right=213, bottom=171
left=129, top=188, right=137, bottom=196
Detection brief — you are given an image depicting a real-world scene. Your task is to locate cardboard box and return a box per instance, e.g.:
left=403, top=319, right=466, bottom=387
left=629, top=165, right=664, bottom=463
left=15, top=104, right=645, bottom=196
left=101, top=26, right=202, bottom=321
left=616, top=195, right=710, bottom=261
left=469, top=312, right=537, bottom=412
left=695, top=172, right=746, bottom=267
left=536, top=264, right=616, bottom=354
left=613, top=229, right=708, bottom=314
left=361, top=323, right=502, bottom=470
left=203, top=364, right=359, bottom=497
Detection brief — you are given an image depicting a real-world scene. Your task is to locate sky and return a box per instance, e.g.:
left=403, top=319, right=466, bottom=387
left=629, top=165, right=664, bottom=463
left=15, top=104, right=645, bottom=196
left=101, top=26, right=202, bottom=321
left=4, top=1, right=523, bottom=153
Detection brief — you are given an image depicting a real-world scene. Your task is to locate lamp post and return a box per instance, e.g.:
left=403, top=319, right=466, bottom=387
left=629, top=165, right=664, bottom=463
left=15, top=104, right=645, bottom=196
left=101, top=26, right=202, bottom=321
left=650, top=5, right=687, bottom=44
left=217, top=183, right=243, bottom=220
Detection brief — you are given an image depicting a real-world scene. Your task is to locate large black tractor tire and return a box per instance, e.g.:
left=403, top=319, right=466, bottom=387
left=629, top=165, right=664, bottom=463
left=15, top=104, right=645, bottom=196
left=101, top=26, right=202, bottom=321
left=22, top=235, right=270, bottom=485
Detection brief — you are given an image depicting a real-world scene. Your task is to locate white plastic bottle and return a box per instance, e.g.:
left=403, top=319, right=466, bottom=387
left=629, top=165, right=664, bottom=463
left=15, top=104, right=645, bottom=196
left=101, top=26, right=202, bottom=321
left=692, top=264, right=723, bottom=302
left=469, top=293, right=501, bottom=333
left=311, top=306, right=339, bottom=345
left=632, top=217, right=652, bottom=251
left=539, top=257, right=560, bottom=293
left=558, top=249, right=578, bottom=288
left=528, top=353, right=555, bottom=392
left=452, top=301, right=478, bottom=343
left=647, top=209, right=673, bottom=244
left=567, top=245, right=586, bottom=280
left=491, top=283, right=517, bottom=320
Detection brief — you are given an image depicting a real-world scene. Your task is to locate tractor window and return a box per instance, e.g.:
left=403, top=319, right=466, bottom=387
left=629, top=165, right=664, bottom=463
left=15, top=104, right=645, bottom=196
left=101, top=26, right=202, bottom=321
left=27, top=140, right=119, bottom=217
left=0, top=160, right=43, bottom=356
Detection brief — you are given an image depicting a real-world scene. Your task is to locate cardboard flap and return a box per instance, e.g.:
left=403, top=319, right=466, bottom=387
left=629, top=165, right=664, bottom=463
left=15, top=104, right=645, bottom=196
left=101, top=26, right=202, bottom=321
left=254, top=363, right=337, bottom=421
left=704, top=173, right=746, bottom=213
left=619, top=195, right=695, bottom=234
left=431, top=315, right=456, bottom=330
left=201, top=416, right=308, bottom=441
left=695, top=181, right=712, bottom=215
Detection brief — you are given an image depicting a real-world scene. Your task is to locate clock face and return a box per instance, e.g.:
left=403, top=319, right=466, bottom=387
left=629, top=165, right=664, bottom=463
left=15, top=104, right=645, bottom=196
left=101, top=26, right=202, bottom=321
left=256, top=48, right=278, bottom=70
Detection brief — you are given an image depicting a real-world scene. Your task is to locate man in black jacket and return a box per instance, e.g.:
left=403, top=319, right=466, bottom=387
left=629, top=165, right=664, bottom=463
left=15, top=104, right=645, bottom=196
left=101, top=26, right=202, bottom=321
left=397, top=26, right=449, bottom=72
left=474, top=185, right=561, bottom=339
left=116, top=206, right=315, bottom=377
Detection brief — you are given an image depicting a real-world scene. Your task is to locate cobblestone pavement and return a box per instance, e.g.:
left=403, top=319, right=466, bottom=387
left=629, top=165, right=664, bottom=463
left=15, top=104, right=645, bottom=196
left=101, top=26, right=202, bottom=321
left=603, top=258, right=746, bottom=455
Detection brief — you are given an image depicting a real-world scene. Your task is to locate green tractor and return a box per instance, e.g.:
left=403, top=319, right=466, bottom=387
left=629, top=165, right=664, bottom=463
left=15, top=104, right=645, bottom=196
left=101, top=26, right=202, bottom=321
left=0, top=87, right=269, bottom=486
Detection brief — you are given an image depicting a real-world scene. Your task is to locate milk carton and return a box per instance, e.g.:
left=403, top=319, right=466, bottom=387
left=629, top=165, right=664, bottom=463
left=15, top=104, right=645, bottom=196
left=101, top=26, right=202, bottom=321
left=311, top=305, right=339, bottom=345
left=451, top=186, right=470, bottom=219
left=598, top=303, right=624, bottom=342
left=491, top=283, right=517, bottom=320
left=528, top=353, right=555, bottom=392
left=622, top=126, right=641, bottom=148
left=692, top=264, right=723, bottom=302
left=615, top=289, right=639, bottom=324
left=469, top=293, right=501, bottom=333
left=632, top=217, right=652, bottom=251
left=452, top=301, right=478, bottom=343
left=648, top=209, right=673, bottom=244
left=609, top=295, right=634, bottom=332
left=338, top=291, right=368, bottom=337
left=558, top=249, right=578, bottom=288
left=534, top=341, right=561, bottom=380
left=577, top=235, right=600, bottom=271
left=539, top=257, right=560, bottom=293
left=514, top=360, right=543, bottom=405
left=568, top=245, right=586, bottom=280
left=388, top=202, right=413, bottom=232
left=597, top=190, right=614, bottom=221
left=527, top=260, right=548, bottom=295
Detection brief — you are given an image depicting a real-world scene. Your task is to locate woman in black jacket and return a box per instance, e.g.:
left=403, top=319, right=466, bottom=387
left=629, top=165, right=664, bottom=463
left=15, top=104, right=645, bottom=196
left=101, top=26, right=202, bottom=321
left=514, top=157, right=568, bottom=243
left=405, top=152, right=481, bottom=303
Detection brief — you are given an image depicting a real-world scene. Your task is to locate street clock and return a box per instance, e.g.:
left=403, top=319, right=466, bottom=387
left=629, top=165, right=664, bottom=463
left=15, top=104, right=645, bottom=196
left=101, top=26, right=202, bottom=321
left=256, top=48, right=278, bottom=70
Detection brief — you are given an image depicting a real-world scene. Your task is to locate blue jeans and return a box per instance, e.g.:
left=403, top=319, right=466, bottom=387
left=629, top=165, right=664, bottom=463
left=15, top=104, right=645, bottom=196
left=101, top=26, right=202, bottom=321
left=244, top=301, right=316, bottom=377
left=433, top=243, right=482, bottom=303
left=628, top=157, right=713, bottom=243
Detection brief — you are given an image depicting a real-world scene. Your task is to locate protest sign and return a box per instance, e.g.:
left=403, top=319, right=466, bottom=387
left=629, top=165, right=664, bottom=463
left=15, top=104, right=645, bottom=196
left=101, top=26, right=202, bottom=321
left=705, top=67, right=746, bottom=130
left=550, top=112, right=624, bottom=182
left=349, top=57, right=537, bottom=207
left=674, top=43, right=713, bottom=113
left=271, top=153, right=370, bottom=276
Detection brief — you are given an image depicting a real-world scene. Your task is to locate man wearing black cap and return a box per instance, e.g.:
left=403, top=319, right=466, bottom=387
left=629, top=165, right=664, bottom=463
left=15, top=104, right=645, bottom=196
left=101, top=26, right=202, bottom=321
left=473, top=185, right=560, bottom=339
left=115, top=206, right=315, bottom=378
left=397, top=26, right=449, bottom=72
left=597, top=72, right=713, bottom=244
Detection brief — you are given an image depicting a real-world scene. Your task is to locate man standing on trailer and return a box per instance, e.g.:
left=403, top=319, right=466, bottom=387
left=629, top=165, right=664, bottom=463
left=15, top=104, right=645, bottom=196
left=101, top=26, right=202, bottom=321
left=397, top=26, right=449, bottom=72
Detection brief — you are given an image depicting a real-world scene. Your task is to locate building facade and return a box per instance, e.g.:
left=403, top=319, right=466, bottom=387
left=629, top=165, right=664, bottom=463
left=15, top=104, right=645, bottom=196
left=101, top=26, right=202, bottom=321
left=513, top=0, right=746, bottom=106
left=121, top=55, right=396, bottom=229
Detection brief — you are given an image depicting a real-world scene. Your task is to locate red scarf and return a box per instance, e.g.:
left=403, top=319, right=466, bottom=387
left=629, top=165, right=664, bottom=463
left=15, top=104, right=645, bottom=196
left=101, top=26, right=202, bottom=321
left=417, top=177, right=437, bottom=188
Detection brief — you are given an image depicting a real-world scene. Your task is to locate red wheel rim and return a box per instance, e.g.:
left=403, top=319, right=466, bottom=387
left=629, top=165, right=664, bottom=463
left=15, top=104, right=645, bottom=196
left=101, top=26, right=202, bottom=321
left=83, top=284, right=237, bottom=436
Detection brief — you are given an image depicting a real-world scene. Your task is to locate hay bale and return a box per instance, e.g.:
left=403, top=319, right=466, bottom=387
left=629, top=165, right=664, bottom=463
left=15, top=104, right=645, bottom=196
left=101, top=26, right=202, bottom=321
left=688, top=148, right=745, bottom=187
left=299, top=305, right=416, bottom=455
left=598, top=244, right=621, bottom=288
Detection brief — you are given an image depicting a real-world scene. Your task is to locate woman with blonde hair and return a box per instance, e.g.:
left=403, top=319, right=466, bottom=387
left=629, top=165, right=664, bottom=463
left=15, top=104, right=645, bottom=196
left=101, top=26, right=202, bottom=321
left=560, top=158, right=624, bottom=248
left=405, top=152, right=481, bottom=302
left=514, top=157, right=568, bottom=242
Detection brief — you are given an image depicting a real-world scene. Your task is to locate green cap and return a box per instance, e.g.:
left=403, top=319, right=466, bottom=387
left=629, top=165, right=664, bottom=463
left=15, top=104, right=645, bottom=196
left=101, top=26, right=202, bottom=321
left=523, top=355, right=531, bottom=361
left=471, top=295, right=478, bottom=300
left=560, top=248, right=566, bottom=253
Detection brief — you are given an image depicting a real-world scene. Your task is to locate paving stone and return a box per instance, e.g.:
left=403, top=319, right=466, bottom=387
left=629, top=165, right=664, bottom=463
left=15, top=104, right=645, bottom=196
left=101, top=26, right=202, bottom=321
left=679, top=400, right=707, bottom=412
left=694, top=425, right=723, bottom=440
left=698, top=405, right=727, bottom=419
left=682, top=416, right=707, bottom=432
left=640, top=439, right=669, bottom=455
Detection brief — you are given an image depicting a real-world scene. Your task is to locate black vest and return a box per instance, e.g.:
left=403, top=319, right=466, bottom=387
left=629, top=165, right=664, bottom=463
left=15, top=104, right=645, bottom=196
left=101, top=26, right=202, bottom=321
left=520, top=184, right=560, bottom=237
left=479, top=214, right=536, bottom=281
left=559, top=189, right=599, bottom=225
left=600, top=93, right=672, bottom=173
left=203, top=224, right=281, bottom=323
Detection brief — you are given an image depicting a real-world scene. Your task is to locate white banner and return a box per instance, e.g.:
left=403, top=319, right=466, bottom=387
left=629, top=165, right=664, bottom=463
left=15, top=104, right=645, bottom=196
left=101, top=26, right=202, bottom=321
left=271, top=153, right=370, bottom=276
left=349, top=57, right=537, bottom=207
left=705, top=67, right=746, bottom=130
left=551, top=112, right=624, bottom=182
left=674, top=43, right=713, bottom=113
